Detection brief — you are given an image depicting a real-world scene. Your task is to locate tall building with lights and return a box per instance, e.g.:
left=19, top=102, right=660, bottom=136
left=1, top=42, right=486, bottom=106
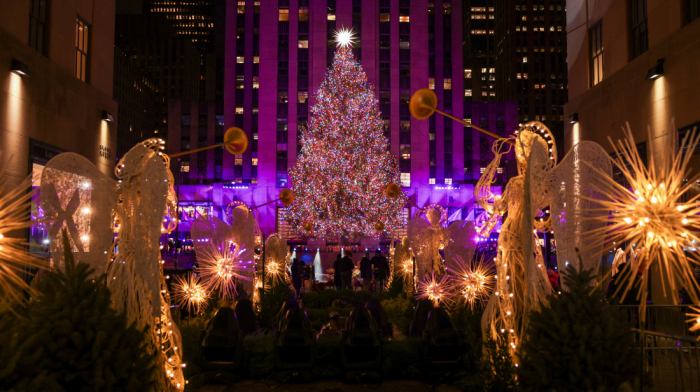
left=462, top=0, right=498, bottom=102
left=113, top=47, right=159, bottom=158
left=494, top=0, right=568, bottom=151
left=115, top=13, right=202, bottom=138
left=164, top=0, right=517, bottom=238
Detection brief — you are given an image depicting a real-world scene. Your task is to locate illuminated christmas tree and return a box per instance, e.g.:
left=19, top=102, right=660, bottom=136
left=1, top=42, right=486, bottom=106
left=287, top=29, right=404, bottom=239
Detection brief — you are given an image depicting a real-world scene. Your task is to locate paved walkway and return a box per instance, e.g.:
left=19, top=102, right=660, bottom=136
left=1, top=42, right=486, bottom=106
left=196, top=380, right=460, bottom=392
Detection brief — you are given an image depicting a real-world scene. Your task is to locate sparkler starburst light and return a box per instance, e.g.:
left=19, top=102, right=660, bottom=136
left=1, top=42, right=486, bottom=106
left=172, top=273, right=208, bottom=314
left=0, top=162, right=41, bottom=309
left=688, top=306, right=700, bottom=337
left=582, top=124, right=700, bottom=306
left=198, top=240, right=251, bottom=299
left=416, top=272, right=455, bottom=307
left=450, top=255, right=495, bottom=310
left=334, top=28, right=356, bottom=48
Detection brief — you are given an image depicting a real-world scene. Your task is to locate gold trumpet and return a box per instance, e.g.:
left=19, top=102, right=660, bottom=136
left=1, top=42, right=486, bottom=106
left=251, top=188, right=295, bottom=210
left=169, top=127, right=249, bottom=157
left=409, top=89, right=515, bottom=146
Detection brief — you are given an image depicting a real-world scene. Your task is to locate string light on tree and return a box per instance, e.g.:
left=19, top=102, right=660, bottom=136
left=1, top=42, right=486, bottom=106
left=287, top=29, right=404, bottom=238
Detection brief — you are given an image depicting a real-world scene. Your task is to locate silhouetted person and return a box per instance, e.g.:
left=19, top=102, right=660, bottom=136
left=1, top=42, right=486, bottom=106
left=360, top=252, right=373, bottom=291
left=291, top=258, right=304, bottom=296
left=341, top=251, right=354, bottom=290
left=234, top=294, right=256, bottom=335
left=371, top=250, right=389, bottom=292
left=333, top=254, right=342, bottom=290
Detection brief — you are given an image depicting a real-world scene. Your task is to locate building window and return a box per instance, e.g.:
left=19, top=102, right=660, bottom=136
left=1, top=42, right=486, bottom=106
left=465, top=89, right=472, bottom=97
left=443, top=78, right=452, bottom=89
left=279, top=8, right=289, bottom=21
left=684, top=0, right=700, bottom=25
left=445, top=178, right=452, bottom=185
left=181, top=162, right=190, bottom=172
left=399, top=16, right=410, bottom=22
left=629, top=0, right=648, bottom=60
left=429, top=78, right=435, bottom=90
left=276, top=173, right=288, bottom=188
left=464, top=69, right=472, bottom=78
left=298, top=90, right=308, bottom=103
left=29, top=0, right=49, bottom=55
left=429, top=178, right=435, bottom=184
left=400, top=144, right=411, bottom=159
left=589, top=22, right=604, bottom=87
left=75, top=17, right=90, bottom=82
left=299, top=7, right=309, bottom=21
left=400, top=173, right=411, bottom=187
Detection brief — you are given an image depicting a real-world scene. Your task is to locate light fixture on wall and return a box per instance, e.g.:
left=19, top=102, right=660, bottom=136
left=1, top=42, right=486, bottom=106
left=568, top=113, right=579, bottom=124
left=10, top=59, right=30, bottom=77
left=102, top=110, right=114, bottom=123
left=645, top=59, right=665, bottom=80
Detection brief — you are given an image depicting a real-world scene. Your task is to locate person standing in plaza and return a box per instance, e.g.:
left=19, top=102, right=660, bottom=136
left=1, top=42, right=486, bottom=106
left=371, top=250, right=388, bottom=292
left=333, top=254, right=342, bottom=291
left=360, top=252, right=373, bottom=291
left=341, top=251, right=354, bottom=290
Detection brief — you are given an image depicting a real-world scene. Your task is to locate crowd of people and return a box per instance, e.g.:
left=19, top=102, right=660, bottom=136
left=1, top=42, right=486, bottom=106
left=332, top=250, right=388, bottom=293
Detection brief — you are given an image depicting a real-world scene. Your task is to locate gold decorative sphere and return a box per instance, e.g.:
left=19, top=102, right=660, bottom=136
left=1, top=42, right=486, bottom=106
left=409, top=88, right=438, bottom=120
left=375, top=221, right=385, bottom=231
left=303, top=222, right=313, bottom=231
left=223, top=127, right=249, bottom=155
left=386, top=183, right=402, bottom=198
left=279, top=189, right=294, bottom=207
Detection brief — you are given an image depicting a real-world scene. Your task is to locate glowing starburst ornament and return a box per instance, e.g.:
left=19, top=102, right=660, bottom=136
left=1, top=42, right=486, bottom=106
left=688, top=306, right=700, bottom=337
left=450, top=255, right=495, bottom=310
left=0, top=161, right=41, bottom=310
left=334, top=28, right=356, bottom=48
left=264, top=259, right=288, bottom=288
left=198, top=240, right=250, bottom=299
left=172, top=273, right=208, bottom=314
left=581, top=124, right=700, bottom=306
left=416, top=272, right=455, bottom=307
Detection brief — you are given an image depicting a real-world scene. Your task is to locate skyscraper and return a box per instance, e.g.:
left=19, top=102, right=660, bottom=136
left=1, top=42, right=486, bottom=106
left=113, top=47, right=159, bottom=158
left=115, top=13, right=202, bottom=138
left=494, top=0, right=568, bottom=150
left=163, top=0, right=517, bottom=236
left=462, top=0, right=497, bottom=102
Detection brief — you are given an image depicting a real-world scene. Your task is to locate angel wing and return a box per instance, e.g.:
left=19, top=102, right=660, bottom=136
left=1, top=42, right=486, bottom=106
left=547, top=141, right=612, bottom=278
left=444, top=220, right=477, bottom=271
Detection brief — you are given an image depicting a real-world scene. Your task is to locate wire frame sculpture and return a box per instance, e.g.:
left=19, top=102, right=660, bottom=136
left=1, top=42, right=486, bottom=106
left=41, top=139, right=186, bottom=391
left=477, top=122, right=556, bottom=361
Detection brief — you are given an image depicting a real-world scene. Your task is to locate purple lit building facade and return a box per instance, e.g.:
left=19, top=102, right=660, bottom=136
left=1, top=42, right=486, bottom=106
left=167, top=0, right=518, bottom=240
